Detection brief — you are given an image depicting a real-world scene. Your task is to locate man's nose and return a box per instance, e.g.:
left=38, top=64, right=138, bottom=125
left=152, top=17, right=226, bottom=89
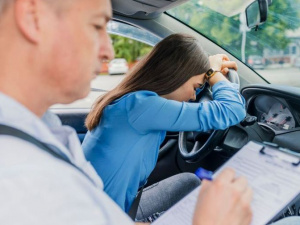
left=99, top=34, right=115, bottom=61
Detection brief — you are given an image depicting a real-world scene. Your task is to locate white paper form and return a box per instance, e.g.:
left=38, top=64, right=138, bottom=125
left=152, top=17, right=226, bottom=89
left=153, top=141, right=300, bottom=225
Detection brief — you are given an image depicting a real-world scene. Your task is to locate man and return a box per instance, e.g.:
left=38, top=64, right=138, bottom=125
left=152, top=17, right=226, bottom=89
left=0, top=0, right=282, bottom=224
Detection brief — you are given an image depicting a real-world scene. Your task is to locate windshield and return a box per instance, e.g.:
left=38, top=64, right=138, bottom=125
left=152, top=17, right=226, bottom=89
left=168, top=0, right=300, bottom=87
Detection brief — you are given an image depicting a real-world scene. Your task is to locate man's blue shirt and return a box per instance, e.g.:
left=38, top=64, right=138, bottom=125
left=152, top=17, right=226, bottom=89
left=82, top=81, right=246, bottom=212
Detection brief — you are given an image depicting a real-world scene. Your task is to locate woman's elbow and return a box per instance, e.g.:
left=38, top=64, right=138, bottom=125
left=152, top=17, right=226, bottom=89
left=232, top=104, right=246, bottom=124
left=236, top=107, right=246, bottom=122
left=220, top=104, right=246, bottom=129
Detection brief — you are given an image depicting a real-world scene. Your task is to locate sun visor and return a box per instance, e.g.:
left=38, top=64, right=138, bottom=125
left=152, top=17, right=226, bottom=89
left=202, top=0, right=255, bottom=17
left=112, top=0, right=189, bottom=19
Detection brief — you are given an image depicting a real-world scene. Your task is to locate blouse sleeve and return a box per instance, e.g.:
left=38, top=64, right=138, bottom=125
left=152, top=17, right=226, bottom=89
left=125, top=81, right=246, bottom=134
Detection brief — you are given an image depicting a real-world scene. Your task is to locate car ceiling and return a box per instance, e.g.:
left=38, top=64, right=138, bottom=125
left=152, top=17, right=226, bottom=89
left=202, top=0, right=255, bottom=17
left=112, top=0, right=188, bottom=19
left=111, top=0, right=255, bottom=19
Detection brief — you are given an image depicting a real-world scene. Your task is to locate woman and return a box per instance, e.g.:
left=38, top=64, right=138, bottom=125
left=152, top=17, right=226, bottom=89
left=82, top=33, right=246, bottom=219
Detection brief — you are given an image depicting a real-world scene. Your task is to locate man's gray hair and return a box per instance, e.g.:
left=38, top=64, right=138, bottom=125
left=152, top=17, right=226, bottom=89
left=0, top=0, right=67, bottom=16
left=0, top=0, right=14, bottom=15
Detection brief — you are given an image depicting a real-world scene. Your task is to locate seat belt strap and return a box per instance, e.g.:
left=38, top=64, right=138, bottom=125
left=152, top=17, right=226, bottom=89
left=0, top=124, right=144, bottom=219
left=128, top=185, right=144, bottom=220
left=0, top=124, right=95, bottom=185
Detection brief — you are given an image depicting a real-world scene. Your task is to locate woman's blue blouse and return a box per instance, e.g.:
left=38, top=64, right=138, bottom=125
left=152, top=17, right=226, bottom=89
left=82, top=81, right=246, bottom=212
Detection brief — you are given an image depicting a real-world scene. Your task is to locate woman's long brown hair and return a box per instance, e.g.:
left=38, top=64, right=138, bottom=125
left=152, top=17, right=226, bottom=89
left=85, top=33, right=210, bottom=131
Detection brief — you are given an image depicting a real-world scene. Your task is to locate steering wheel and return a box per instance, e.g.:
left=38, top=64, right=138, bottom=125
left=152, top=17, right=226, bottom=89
left=178, top=69, right=240, bottom=162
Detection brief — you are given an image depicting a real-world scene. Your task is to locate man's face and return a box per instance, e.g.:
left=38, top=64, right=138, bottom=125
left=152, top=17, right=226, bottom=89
left=41, top=0, right=114, bottom=104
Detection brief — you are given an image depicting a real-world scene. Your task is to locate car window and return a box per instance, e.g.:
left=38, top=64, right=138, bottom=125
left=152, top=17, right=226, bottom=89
left=167, top=0, right=300, bottom=87
left=51, top=21, right=158, bottom=109
left=111, top=59, right=126, bottom=63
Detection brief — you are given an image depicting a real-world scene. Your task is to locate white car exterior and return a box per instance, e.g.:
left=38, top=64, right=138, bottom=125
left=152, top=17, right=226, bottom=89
left=108, top=58, right=129, bottom=75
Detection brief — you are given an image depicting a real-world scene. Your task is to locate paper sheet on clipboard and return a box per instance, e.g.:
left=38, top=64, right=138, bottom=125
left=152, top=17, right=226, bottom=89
left=153, top=141, right=300, bottom=225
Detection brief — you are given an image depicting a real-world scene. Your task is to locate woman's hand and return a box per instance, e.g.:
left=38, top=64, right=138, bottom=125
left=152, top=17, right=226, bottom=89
left=193, top=168, right=253, bottom=225
left=208, top=54, right=238, bottom=86
left=209, top=54, right=228, bottom=71
left=221, top=60, right=238, bottom=75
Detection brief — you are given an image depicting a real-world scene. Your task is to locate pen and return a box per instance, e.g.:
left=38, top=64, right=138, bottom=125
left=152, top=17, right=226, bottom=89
left=195, top=167, right=213, bottom=181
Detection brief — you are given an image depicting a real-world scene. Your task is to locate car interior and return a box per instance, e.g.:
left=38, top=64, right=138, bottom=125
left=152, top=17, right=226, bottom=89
left=51, top=0, right=300, bottom=220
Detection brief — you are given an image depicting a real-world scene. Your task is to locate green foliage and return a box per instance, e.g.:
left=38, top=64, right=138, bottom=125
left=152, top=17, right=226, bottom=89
left=168, top=0, right=300, bottom=59
left=169, top=1, right=241, bottom=55
left=110, top=34, right=152, bottom=63
left=247, top=0, right=300, bottom=54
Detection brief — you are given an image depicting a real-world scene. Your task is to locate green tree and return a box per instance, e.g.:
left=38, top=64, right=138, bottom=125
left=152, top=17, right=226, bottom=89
left=168, top=0, right=300, bottom=59
left=110, top=34, right=152, bottom=63
left=245, top=0, right=300, bottom=56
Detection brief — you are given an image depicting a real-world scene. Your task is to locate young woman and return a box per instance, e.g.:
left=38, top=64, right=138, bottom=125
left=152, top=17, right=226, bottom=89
left=82, top=33, right=246, bottom=219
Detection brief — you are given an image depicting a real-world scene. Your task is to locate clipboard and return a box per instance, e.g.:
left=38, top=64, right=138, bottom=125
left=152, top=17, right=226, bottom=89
left=258, top=142, right=300, bottom=222
left=226, top=141, right=300, bottom=224
left=153, top=141, right=300, bottom=225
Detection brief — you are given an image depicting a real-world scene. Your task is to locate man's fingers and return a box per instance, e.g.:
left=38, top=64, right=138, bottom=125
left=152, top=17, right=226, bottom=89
left=243, top=186, right=253, bottom=203
left=215, top=168, right=235, bottom=183
left=200, top=179, right=212, bottom=192
left=241, top=187, right=253, bottom=225
left=233, top=176, right=248, bottom=192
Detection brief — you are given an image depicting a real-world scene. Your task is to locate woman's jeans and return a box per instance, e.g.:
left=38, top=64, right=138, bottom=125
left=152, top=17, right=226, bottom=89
left=135, top=172, right=200, bottom=222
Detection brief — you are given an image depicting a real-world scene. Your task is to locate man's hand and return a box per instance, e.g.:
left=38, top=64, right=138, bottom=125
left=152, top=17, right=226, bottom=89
left=193, top=168, right=253, bottom=225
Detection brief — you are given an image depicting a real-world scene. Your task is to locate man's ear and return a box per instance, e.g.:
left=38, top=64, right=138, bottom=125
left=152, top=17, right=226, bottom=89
left=14, top=0, right=40, bottom=43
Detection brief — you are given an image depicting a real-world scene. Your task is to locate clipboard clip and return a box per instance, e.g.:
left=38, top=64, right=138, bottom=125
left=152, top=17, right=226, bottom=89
left=260, top=142, right=300, bottom=166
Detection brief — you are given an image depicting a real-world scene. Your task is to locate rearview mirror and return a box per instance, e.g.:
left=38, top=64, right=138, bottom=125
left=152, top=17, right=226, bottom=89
left=245, top=0, right=268, bottom=29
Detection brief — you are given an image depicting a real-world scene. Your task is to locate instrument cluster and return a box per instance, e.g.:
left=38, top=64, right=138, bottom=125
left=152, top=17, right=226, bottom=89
left=252, top=95, right=296, bottom=131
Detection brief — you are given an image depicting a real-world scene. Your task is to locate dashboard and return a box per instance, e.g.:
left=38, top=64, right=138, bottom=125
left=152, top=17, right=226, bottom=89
left=240, top=84, right=300, bottom=152
left=252, top=95, right=297, bottom=131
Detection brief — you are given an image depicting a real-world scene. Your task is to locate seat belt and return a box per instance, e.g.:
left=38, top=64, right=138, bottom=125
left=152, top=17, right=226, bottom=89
left=128, top=185, right=144, bottom=220
left=0, top=124, right=143, bottom=220
left=0, top=124, right=95, bottom=184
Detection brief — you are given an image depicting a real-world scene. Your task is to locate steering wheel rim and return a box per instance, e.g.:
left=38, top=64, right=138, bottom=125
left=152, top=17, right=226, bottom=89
left=178, top=69, right=240, bottom=161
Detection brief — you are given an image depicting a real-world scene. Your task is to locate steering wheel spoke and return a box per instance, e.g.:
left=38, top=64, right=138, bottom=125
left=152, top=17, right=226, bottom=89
left=190, top=141, right=201, bottom=153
